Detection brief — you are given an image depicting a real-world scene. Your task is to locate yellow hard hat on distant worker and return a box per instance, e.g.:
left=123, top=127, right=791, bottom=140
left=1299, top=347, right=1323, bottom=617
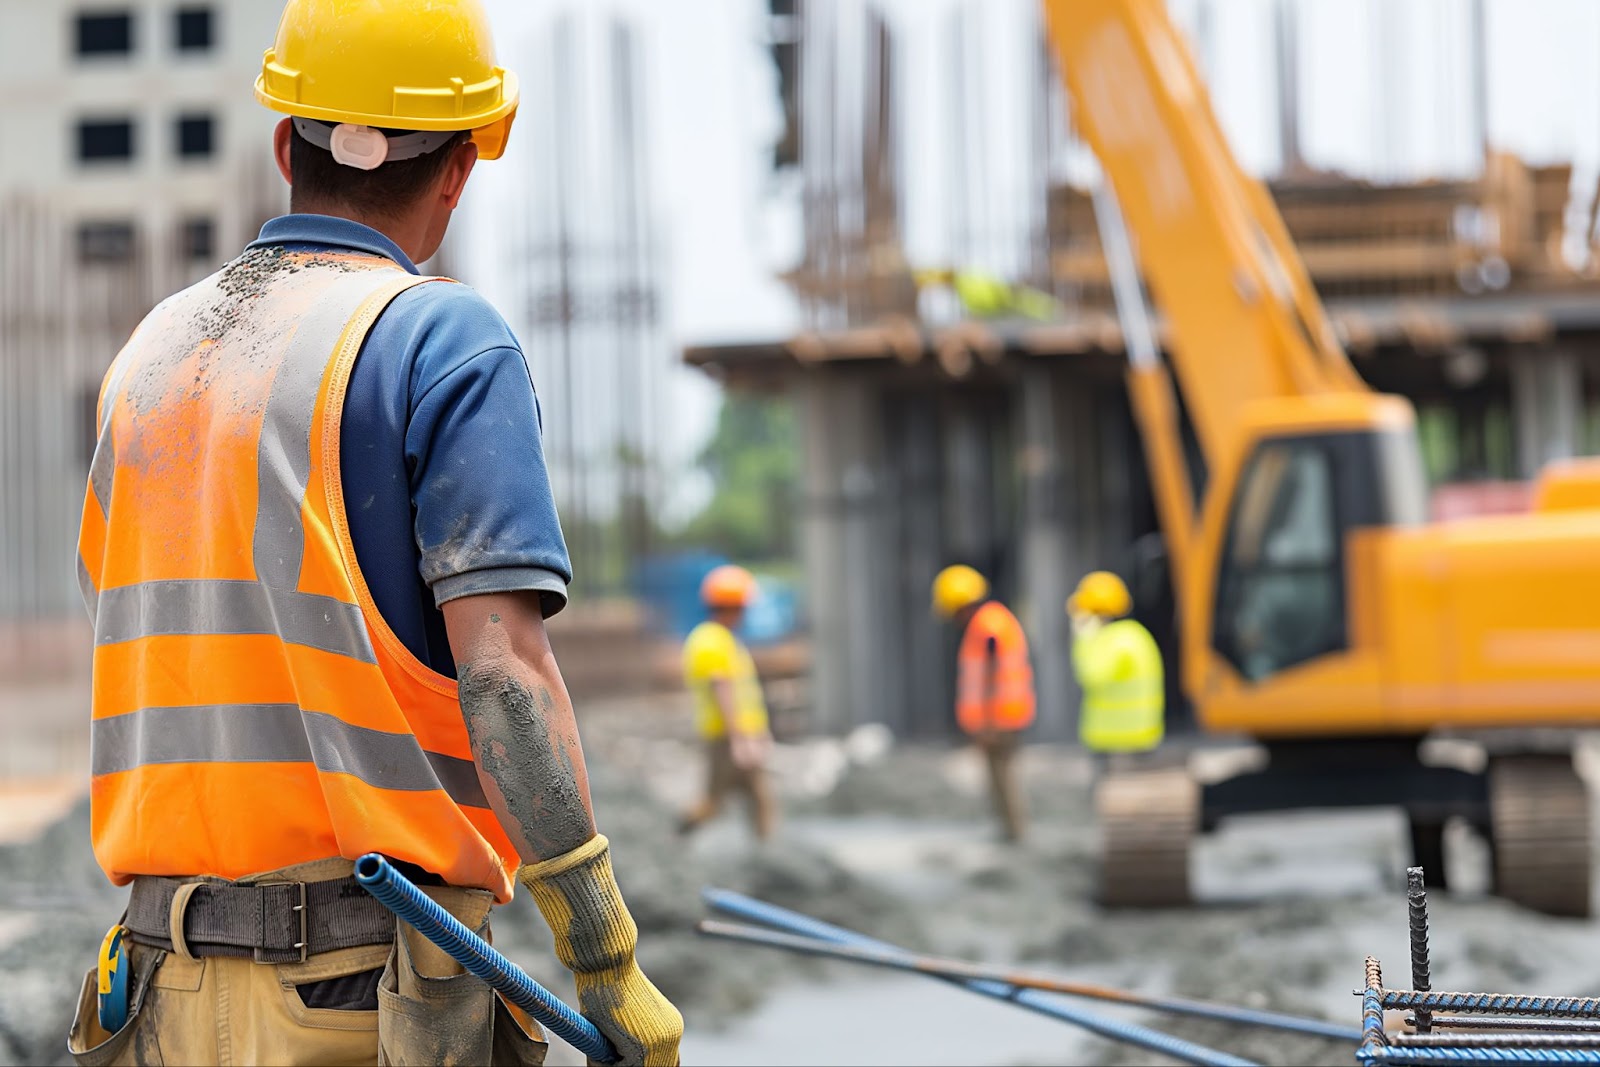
left=931, top=565, right=989, bottom=618
left=701, top=565, right=759, bottom=610
left=1068, top=571, right=1132, bottom=619
left=255, top=0, right=519, bottom=160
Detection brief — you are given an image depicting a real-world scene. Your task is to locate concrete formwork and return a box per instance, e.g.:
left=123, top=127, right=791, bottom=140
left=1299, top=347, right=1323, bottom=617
left=787, top=355, right=1140, bottom=741
left=690, top=297, right=1600, bottom=744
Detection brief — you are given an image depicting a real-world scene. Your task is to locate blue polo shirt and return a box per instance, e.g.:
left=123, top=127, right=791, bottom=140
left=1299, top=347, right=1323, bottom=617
left=246, top=215, right=571, bottom=677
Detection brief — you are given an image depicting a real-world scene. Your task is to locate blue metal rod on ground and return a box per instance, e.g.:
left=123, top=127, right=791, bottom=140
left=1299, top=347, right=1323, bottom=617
left=697, top=918, right=1360, bottom=1042
left=702, top=888, right=1259, bottom=1067
left=355, top=854, right=618, bottom=1065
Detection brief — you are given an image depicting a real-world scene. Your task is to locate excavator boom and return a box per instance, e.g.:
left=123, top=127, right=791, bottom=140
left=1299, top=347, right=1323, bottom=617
left=1041, top=0, right=1364, bottom=468
left=1038, top=0, right=1600, bottom=918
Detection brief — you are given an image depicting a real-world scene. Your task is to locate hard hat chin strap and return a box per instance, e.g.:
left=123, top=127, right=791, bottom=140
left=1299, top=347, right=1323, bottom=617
left=292, top=118, right=460, bottom=170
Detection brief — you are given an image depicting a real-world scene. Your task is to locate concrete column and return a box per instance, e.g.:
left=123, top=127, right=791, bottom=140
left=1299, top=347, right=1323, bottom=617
left=1056, top=378, right=1109, bottom=741
left=1017, top=365, right=1071, bottom=740
left=1512, top=350, right=1583, bottom=478
left=886, top=394, right=949, bottom=738
left=942, top=402, right=993, bottom=566
left=797, top=373, right=889, bottom=736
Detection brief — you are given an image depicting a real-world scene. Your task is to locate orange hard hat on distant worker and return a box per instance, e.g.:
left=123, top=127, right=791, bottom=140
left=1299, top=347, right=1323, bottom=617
left=701, top=565, right=759, bottom=609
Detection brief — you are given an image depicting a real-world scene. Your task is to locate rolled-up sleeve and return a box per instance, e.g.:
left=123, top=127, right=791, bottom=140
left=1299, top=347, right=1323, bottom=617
left=406, top=345, right=573, bottom=617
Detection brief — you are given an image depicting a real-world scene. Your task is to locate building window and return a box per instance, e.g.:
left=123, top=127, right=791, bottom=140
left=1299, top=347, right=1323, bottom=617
left=180, top=216, right=215, bottom=261
left=77, top=118, right=135, bottom=163
left=75, top=11, right=134, bottom=57
left=176, top=114, right=214, bottom=159
left=174, top=6, right=213, bottom=51
left=77, top=220, right=137, bottom=265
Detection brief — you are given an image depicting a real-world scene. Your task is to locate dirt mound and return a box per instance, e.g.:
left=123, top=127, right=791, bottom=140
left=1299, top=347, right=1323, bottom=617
left=0, top=801, right=122, bottom=1066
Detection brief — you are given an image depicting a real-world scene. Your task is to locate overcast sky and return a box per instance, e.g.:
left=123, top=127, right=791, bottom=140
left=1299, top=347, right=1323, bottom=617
left=458, top=0, right=1600, bottom=512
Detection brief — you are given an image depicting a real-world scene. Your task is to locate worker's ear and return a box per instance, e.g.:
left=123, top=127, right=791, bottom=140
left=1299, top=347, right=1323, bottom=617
left=438, top=139, right=479, bottom=210
left=273, top=118, right=294, bottom=186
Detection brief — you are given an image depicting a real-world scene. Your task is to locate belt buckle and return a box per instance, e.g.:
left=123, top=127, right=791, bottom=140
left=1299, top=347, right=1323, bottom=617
left=257, top=882, right=309, bottom=963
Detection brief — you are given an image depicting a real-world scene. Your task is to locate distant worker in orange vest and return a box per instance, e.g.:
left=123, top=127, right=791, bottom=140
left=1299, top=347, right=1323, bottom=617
left=932, top=565, right=1037, bottom=841
left=679, top=565, right=777, bottom=841
left=70, top=1, right=679, bottom=1063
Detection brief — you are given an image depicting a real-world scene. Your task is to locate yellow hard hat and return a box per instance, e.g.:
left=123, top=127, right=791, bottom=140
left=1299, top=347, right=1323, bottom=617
left=912, top=267, right=957, bottom=288
left=255, top=0, right=519, bottom=160
left=932, top=565, right=988, bottom=618
left=701, top=565, right=759, bottom=609
left=1068, top=571, right=1131, bottom=619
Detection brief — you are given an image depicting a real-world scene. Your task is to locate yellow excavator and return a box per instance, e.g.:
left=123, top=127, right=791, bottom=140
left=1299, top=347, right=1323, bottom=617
left=1042, top=0, right=1600, bottom=914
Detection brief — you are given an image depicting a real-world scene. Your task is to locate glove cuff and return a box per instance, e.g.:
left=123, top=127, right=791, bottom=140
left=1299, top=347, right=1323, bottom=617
left=518, top=834, right=640, bottom=975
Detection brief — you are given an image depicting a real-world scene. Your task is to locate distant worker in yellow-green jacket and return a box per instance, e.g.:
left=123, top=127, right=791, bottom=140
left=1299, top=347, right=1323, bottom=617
left=912, top=267, right=1060, bottom=321
left=1068, top=571, right=1164, bottom=769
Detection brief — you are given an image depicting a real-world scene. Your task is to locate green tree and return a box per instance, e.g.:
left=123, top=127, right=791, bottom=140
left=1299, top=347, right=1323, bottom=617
left=679, top=392, right=798, bottom=563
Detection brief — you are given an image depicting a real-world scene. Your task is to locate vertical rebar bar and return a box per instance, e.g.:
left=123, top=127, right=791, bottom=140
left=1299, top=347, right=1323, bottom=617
left=1407, top=865, right=1433, bottom=1033
left=1362, top=956, right=1387, bottom=1055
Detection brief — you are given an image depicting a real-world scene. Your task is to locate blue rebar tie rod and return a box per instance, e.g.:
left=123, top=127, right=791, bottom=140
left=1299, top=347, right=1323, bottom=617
left=703, top=887, right=1259, bottom=1067
left=354, top=853, right=619, bottom=1065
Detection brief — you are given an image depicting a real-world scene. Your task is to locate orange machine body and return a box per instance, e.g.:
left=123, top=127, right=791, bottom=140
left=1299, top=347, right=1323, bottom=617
left=1043, top=0, right=1600, bottom=745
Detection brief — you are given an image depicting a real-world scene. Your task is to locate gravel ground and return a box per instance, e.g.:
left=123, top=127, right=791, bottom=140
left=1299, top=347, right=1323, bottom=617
left=5, top=696, right=1600, bottom=1066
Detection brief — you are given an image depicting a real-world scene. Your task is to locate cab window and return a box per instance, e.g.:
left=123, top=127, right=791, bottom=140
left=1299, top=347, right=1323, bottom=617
left=1213, top=440, right=1344, bottom=681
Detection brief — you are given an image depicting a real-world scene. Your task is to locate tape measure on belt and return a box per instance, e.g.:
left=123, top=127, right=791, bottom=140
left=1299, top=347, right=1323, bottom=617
left=97, top=923, right=130, bottom=1034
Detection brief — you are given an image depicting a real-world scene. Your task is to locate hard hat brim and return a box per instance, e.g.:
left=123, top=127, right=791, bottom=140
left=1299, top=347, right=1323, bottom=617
left=254, top=69, right=520, bottom=153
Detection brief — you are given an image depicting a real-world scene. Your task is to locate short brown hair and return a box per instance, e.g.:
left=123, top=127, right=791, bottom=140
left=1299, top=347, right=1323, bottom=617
left=289, top=125, right=469, bottom=221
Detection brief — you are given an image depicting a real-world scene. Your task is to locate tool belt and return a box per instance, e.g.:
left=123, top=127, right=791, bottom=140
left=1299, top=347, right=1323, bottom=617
left=125, top=874, right=397, bottom=963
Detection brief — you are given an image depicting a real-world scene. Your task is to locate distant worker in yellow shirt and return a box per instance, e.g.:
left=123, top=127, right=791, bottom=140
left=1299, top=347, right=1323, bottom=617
left=679, top=565, right=777, bottom=840
left=1069, top=571, right=1164, bottom=771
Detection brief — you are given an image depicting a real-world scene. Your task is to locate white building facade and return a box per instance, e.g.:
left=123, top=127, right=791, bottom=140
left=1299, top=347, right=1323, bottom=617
left=0, top=0, right=286, bottom=673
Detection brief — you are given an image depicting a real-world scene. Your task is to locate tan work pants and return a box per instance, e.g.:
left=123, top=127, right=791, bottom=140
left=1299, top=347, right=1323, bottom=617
left=67, top=859, right=547, bottom=1067
left=680, top=736, right=777, bottom=841
left=977, top=731, right=1026, bottom=842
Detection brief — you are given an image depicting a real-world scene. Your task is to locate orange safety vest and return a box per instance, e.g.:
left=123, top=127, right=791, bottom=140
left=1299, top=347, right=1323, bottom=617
left=955, top=600, right=1036, bottom=734
left=77, top=248, right=519, bottom=901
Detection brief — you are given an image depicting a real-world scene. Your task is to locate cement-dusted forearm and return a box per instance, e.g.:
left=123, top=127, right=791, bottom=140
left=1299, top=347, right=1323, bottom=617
left=444, top=592, right=597, bottom=863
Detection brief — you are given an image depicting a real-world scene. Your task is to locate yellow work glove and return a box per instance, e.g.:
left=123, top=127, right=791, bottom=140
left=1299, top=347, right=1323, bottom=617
left=519, top=835, right=683, bottom=1066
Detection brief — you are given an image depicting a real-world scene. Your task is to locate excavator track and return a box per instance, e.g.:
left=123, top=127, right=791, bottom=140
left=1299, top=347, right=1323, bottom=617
left=1095, top=766, right=1197, bottom=907
left=1489, top=754, right=1593, bottom=918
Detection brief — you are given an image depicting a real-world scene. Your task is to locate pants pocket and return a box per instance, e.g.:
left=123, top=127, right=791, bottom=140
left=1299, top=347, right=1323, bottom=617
left=492, top=997, right=549, bottom=1067
left=377, top=938, right=497, bottom=1066
left=66, top=949, right=164, bottom=1067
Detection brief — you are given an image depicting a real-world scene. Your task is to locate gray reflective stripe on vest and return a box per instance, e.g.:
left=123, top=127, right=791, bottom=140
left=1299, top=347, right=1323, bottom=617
left=92, top=704, right=489, bottom=808
left=253, top=269, right=402, bottom=590
left=88, top=346, right=139, bottom=512
left=1089, top=677, right=1162, bottom=710
left=88, top=438, right=115, bottom=517
left=94, top=579, right=376, bottom=663
left=78, top=555, right=98, bottom=623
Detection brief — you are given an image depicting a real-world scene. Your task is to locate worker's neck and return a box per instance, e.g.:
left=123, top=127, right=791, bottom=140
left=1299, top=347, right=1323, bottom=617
left=291, top=202, right=434, bottom=266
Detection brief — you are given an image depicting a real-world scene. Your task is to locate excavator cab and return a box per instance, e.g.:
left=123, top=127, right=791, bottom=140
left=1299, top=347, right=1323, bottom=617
left=1184, top=395, right=1425, bottom=737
